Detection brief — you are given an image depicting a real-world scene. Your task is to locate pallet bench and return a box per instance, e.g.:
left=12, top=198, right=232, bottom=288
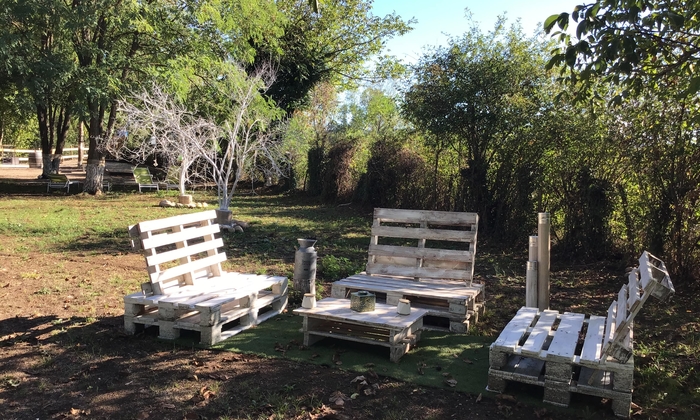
left=487, top=251, right=675, bottom=418
left=330, top=208, right=483, bottom=333
left=123, top=210, right=288, bottom=345
left=293, top=298, right=426, bottom=363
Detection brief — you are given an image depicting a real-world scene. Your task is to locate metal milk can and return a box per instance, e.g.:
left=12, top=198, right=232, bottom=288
left=293, top=238, right=317, bottom=295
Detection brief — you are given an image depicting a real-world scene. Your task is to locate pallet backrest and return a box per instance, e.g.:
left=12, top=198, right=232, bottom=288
left=601, top=251, right=674, bottom=362
left=128, top=210, right=225, bottom=296
left=366, top=208, right=478, bottom=286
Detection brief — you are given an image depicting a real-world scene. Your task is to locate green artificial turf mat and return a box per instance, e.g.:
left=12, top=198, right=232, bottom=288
left=211, top=312, right=492, bottom=394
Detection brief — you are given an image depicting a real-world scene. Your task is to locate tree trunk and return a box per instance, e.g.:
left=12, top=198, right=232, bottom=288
left=84, top=107, right=106, bottom=195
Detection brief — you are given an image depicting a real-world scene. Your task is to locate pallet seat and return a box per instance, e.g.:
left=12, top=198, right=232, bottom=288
left=330, top=208, right=484, bottom=333
left=487, top=251, right=674, bottom=418
left=123, top=210, right=288, bottom=345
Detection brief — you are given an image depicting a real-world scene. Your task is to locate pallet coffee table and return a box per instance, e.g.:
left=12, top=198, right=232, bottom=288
left=293, top=298, right=426, bottom=363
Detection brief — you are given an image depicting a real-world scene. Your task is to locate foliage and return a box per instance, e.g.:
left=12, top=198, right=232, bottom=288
left=317, top=254, right=364, bottom=281
left=252, top=0, right=413, bottom=113
left=0, top=0, right=77, bottom=174
left=359, top=137, right=430, bottom=209
left=545, top=0, right=700, bottom=101
left=402, top=19, right=555, bottom=242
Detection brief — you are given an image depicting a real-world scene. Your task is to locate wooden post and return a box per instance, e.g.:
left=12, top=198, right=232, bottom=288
left=526, top=235, right=538, bottom=308
left=529, top=235, right=538, bottom=261
left=537, top=213, right=550, bottom=311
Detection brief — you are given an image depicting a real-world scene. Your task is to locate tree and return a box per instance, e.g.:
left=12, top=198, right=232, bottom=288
left=189, top=63, right=284, bottom=211
left=403, top=19, right=554, bottom=240
left=106, top=85, right=219, bottom=198
left=252, top=0, right=412, bottom=113
left=0, top=0, right=77, bottom=175
left=545, top=0, right=700, bottom=101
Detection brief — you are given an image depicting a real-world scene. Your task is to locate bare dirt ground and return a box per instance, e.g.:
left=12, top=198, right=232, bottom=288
left=0, top=165, right=685, bottom=420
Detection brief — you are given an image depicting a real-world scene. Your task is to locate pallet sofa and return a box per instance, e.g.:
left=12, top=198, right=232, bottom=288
left=487, top=251, right=674, bottom=418
left=123, top=210, right=288, bottom=345
left=330, top=208, right=484, bottom=333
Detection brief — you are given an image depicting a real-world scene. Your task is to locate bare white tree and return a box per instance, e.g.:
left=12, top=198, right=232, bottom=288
left=192, top=62, right=285, bottom=211
left=108, top=63, right=285, bottom=217
left=106, top=85, right=219, bottom=198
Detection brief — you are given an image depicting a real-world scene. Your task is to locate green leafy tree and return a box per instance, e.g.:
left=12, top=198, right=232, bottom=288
left=252, top=0, right=412, bottom=113
left=545, top=0, right=700, bottom=100
left=0, top=0, right=77, bottom=175
left=403, top=19, right=555, bottom=240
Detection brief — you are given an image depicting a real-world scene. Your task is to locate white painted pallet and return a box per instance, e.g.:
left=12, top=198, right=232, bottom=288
left=487, top=251, right=674, bottom=418
left=123, top=210, right=289, bottom=345
left=293, top=298, right=426, bottom=363
left=330, top=208, right=483, bottom=333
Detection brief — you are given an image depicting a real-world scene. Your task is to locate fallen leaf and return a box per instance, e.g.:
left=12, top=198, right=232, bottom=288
left=334, top=398, right=345, bottom=406
left=462, top=358, right=474, bottom=364
left=444, top=379, right=458, bottom=387
left=311, top=353, right=320, bottom=360
left=350, top=393, right=359, bottom=400
left=441, top=372, right=451, bottom=377
left=351, top=376, right=366, bottom=383
left=70, top=408, right=80, bottom=416
left=476, top=393, right=482, bottom=403
left=533, top=407, right=548, bottom=418
left=162, top=404, right=176, bottom=409
left=497, top=394, right=516, bottom=402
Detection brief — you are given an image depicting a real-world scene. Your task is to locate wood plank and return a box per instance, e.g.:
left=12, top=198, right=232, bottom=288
left=306, top=331, right=392, bottom=348
left=365, top=263, right=472, bottom=281
left=136, top=210, right=217, bottom=233
left=602, top=301, right=617, bottom=354
left=627, top=270, right=641, bottom=311
left=371, top=225, right=476, bottom=243
left=374, top=208, right=478, bottom=225
left=293, top=298, right=426, bottom=329
left=336, top=275, right=480, bottom=299
left=141, top=223, right=221, bottom=250
left=493, top=307, right=539, bottom=351
left=615, top=285, right=628, bottom=333
left=368, top=244, right=472, bottom=262
left=547, top=312, right=585, bottom=362
left=155, top=253, right=227, bottom=284
left=145, top=237, right=224, bottom=266
left=343, top=274, right=470, bottom=290
left=521, top=310, right=558, bottom=357
left=580, top=315, right=606, bottom=364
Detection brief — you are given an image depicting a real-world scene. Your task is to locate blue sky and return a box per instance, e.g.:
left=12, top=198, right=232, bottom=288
left=371, top=0, right=581, bottom=62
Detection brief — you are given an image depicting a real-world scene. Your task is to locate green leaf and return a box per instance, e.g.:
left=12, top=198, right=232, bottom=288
left=557, top=13, right=570, bottom=30
left=576, top=20, right=587, bottom=39
left=686, top=76, right=700, bottom=95
left=544, top=14, right=560, bottom=32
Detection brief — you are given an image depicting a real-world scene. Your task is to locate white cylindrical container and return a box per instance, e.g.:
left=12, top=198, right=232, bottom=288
left=302, top=293, right=316, bottom=309
left=526, top=261, right=538, bottom=308
left=529, top=235, right=538, bottom=261
left=293, top=239, right=317, bottom=295
left=537, top=213, right=550, bottom=311
left=397, top=299, right=411, bottom=315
